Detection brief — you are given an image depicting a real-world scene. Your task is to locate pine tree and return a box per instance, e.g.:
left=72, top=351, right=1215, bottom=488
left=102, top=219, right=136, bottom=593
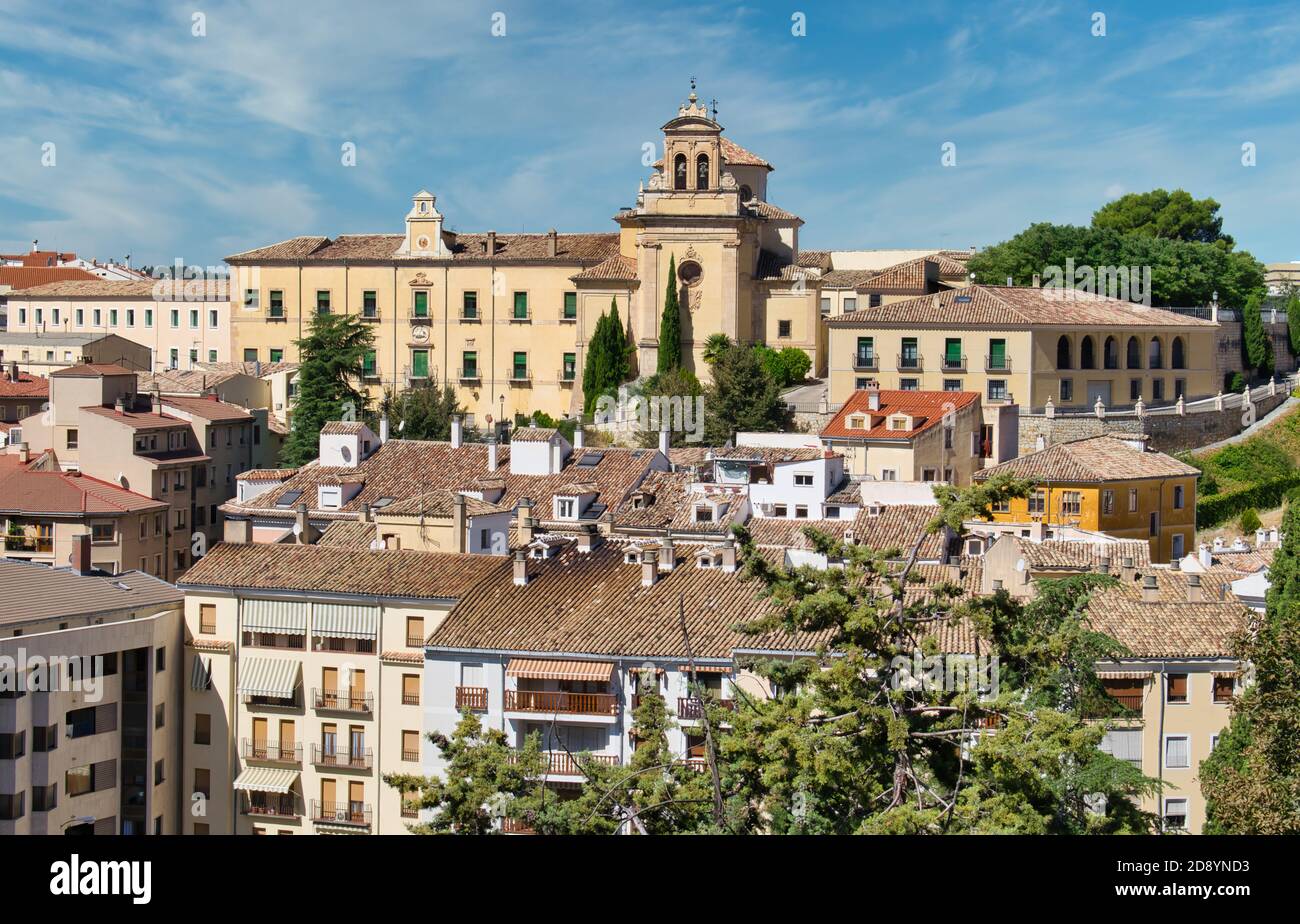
left=702, top=341, right=789, bottom=444
left=1242, top=291, right=1273, bottom=376
left=391, top=383, right=465, bottom=441
left=658, top=255, right=682, bottom=374
left=281, top=313, right=374, bottom=467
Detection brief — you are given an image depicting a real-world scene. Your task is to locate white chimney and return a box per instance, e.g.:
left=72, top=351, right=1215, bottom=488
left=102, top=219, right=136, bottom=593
left=573, top=427, right=584, bottom=450
left=512, top=549, right=530, bottom=586
left=719, top=538, right=737, bottom=573
left=380, top=414, right=390, bottom=443
left=660, top=535, right=675, bottom=570
left=1186, top=572, right=1202, bottom=603
left=1141, top=574, right=1159, bottom=603
left=641, top=549, right=659, bottom=587
left=577, top=525, right=601, bottom=553
left=451, top=415, right=463, bottom=449
left=1256, top=527, right=1267, bottom=547
left=1121, top=556, right=1136, bottom=582
left=487, top=438, right=498, bottom=473
left=866, top=388, right=880, bottom=411
left=658, top=426, right=670, bottom=456
left=1198, top=544, right=1212, bottom=569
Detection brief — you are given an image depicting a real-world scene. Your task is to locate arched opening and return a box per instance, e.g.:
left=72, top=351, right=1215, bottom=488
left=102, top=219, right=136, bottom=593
left=696, top=153, right=710, bottom=190
left=1056, top=335, right=1072, bottom=370
left=1127, top=336, right=1142, bottom=369
left=1080, top=336, right=1096, bottom=370
left=1104, top=336, right=1118, bottom=369
left=739, top=184, right=753, bottom=202
left=673, top=153, right=687, bottom=190
left=1172, top=336, right=1186, bottom=369
left=1148, top=337, right=1163, bottom=369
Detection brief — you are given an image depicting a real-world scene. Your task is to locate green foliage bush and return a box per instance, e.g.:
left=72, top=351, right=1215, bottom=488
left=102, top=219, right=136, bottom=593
left=1239, top=507, right=1263, bottom=534
left=1207, top=440, right=1295, bottom=485
left=1196, top=474, right=1300, bottom=528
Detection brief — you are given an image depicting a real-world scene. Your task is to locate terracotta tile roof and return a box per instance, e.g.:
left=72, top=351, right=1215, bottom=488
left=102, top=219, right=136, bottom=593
left=179, top=541, right=506, bottom=600
left=930, top=254, right=972, bottom=276
left=49, top=363, right=136, bottom=377
left=0, top=454, right=166, bottom=515
left=827, top=284, right=1219, bottom=328
left=1019, top=539, right=1152, bottom=571
left=317, top=520, right=378, bottom=548
left=611, top=470, right=745, bottom=535
left=571, top=254, right=638, bottom=282
left=0, top=266, right=99, bottom=290
left=0, top=559, right=181, bottom=625
left=161, top=396, right=254, bottom=423
left=12, top=278, right=229, bottom=300
left=428, top=542, right=825, bottom=659
left=1, top=250, right=77, bottom=266
left=709, top=446, right=827, bottom=464
left=745, top=504, right=947, bottom=561
left=796, top=250, right=831, bottom=270
left=755, top=250, right=819, bottom=282
left=973, top=436, right=1199, bottom=484
left=226, top=232, right=621, bottom=265
left=511, top=427, right=559, bottom=443
left=188, top=638, right=233, bottom=653
left=1085, top=569, right=1253, bottom=658
left=745, top=200, right=802, bottom=222
left=320, top=421, right=368, bottom=436
left=382, top=489, right=509, bottom=518
left=720, top=137, right=771, bottom=168
left=193, top=361, right=299, bottom=378
left=380, top=650, right=424, bottom=665
left=224, top=236, right=331, bottom=262
left=822, top=389, right=980, bottom=441
left=857, top=257, right=935, bottom=293
left=825, top=482, right=861, bottom=505
left=0, top=371, right=48, bottom=398
left=237, top=468, right=295, bottom=481
left=819, top=269, right=880, bottom=288
left=79, top=405, right=189, bottom=430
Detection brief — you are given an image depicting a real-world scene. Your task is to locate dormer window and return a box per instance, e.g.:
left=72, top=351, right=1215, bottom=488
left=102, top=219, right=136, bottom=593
left=555, top=497, right=577, bottom=519
left=889, top=416, right=908, bottom=431
left=318, top=486, right=342, bottom=510
left=695, top=505, right=713, bottom=524
left=625, top=551, right=639, bottom=565
left=849, top=415, right=866, bottom=429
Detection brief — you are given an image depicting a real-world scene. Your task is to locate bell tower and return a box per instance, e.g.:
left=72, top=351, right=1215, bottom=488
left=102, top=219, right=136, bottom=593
left=660, top=82, right=723, bottom=192
left=401, top=189, right=447, bottom=257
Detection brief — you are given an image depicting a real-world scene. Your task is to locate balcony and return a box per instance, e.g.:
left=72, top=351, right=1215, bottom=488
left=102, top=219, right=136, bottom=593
left=310, top=744, right=373, bottom=771
left=985, top=355, right=1012, bottom=373
left=504, top=689, right=617, bottom=717
left=851, top=353, right=878, bottom=371
left=509, top=370, right=532, bottom=385
left=458, top=368, right=481, bottom=384
left=897, top=354, right=922, bottom=371
left=402, top=748, right=419, bottom=762
left=558, top=369, right=577, bottom=385
left=3, top=535, right=53, bottom=554
left=242, top=794, right=298, bottom=818
left=455, top=686, right=488, bottom=711
left=501, top=816, right=536, bottom=835
left=402, top=692, right=420, bottom=706
left=406, top=634, right=424, bottom=648
left=312, top=687, right=373, bottom=714
left=677, top=696, right=735, bottom=720
left=360, top=308, right=380, bottom=322
left=940, top=354, right=967, bottom=373
left=409, top=314, right=432, bottom=325
left=241, top=739, right=302, bottom=765
left=401, top=802, right=420, bottom=819
left=508, top=750, right=620, bottom=778
left=311, top=800, right=371, bottom=827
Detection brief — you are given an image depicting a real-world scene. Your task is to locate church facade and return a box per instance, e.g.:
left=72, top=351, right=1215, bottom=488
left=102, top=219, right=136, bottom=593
left=224, top=91, right=827, bottom=425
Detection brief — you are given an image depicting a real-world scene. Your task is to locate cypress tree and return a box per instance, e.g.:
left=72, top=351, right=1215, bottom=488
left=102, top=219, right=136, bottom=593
left=658, top=255, right=682, bottom=374
left=581, top=305, right=612, bottom=414
left=1286, top=290, right=1300, bottom=357
left=1242, top=291, right=1273, bottom=376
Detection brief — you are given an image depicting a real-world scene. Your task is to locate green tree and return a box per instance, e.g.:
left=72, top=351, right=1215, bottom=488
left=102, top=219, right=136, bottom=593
left=703, top=341, right=790, bottom=444
left=1285, top=289, right=1300, bottom=357
left=384, top=383, right=465, bottom=441
left=1202, top=500, right=1300, bottom=833
left=581, top=299, right=632, bottom=414
left=658, top=255, right=682, bottom=374
left=635, top=367, right=703, bottom=449
left=281, top=313, right=374, bottom=467
left=1091, top=188, right=1232, bottom=245
left=1242, top=291, right=1273, bottom=375
left=702, top=332, right=732, bottom=365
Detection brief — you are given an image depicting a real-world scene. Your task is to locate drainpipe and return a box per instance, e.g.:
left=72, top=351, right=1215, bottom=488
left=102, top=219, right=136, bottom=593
left=1156, top=659, right=1167, bottom=834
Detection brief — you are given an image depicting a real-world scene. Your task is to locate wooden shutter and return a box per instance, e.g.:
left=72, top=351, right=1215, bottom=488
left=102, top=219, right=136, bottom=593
left=348, top=781, right=364, bottom=805
left=279, top=720, right=295, bottom=748
left=322, top=666, right=338, bottom=691
left=1167, top=674, right=1188, bottom=701
left=403, top=674, right=419, bottom=702
left=352, top=668, right=365, bottom=696
left=252, top=717, right=268, bottom=744
left=200, top=603, right=216, bottom=634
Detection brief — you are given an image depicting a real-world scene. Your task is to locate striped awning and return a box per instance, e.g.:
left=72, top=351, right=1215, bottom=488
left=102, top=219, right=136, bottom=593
left=1212, top=671, right=1239, bottom=678
left=1097, top=670, right=1153, bottom=680
left=237, top=657, right=301, bottom=699
left=232, top=767, right=299, bottom=794
left=243, top=599, right=308, bottom=635
left=506, top=658, right=614, bottom=683
left=190, top=655, right=212, bottom=691
left=313, top=603, right=379, bottom=641
left=684, top=664, right=731, bottom=674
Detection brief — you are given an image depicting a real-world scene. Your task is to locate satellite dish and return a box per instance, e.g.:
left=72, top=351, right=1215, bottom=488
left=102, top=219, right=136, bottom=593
left=292, top=522, right=303, bottom=537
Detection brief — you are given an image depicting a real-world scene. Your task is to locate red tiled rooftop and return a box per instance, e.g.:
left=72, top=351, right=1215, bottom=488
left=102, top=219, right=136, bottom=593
left=0, top=454, right=166, bottom=515
left=0, top=372, right=48, bottom=399
left=821, top=389, right=980, bottom=440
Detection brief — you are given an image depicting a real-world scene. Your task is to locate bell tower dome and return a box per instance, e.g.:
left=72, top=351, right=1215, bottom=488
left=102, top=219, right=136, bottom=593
left=660, top=83, right=723, bottom=192
left=401, top=189, right=447, bottom=257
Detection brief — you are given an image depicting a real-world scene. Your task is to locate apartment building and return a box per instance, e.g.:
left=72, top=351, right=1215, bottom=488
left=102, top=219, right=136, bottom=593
left=176, top=541, right=504, bottom=834
left=972, top=435, right=1199, bottom=563
left=825, top=284, right=1220, bottom=411
left=5, top=279, right=235, bottom=373
left=1, top=366, right=47, bottom=448
left=0, top=332, right=150, bottom=377
left=819, top=253, right=971, bottom=318
left=1, top=449, right=168, bottom=575
left=0, top=547, right=183, bottom=835
left=818, top=388, right=988, bottom=484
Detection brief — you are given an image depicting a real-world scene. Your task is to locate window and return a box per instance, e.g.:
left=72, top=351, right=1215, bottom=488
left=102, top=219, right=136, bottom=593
left=316, top=290, right=331, bottom=314
left=127, top=309, right=136, bottom=326
left=189, top=309, right=199, bottom=329
left=1175, top=378, right=1186, bottom=400
left=194, top=768, right=211, bottom=799
left=1061, top=491, right=1081, bottom=516
left=1152, top=378, right=1164, bottom=402
left=1102, top=490, right=1114, bottom=515
left=410, top=349, right=429, bottom=379
left=1130, top=378, right=1142, bottom=401
left=1103, top=336, right=1118, bottom=369
left=794, top=473, right=813, bottom=486
left=1101, top=727, right=1143, bottom=767
left=1163, top=798, right=1188, bottom=831
left=1148, top=337, right=1163, bottom=369
left=1102, top=678, right=1144, bottom=711
left=1173, top=484, right=1184, bottom=510
left=1055, top=335, right=1072, bottom=369
left=674, top=153, right=687, bottom=189
left=189, top=348, right=198, bottom=368
left=991, top=498, right=1009, bottom=513
left=91, top=521, right=113, bottom=543
left=1128, top=488, right=1138, bottom=512
left=1126, top=336, right=1141, bottom=369
left=1080, top=336, right=1095, bottom=369
left=795, top=505, right=808, bottom=518
left=1028, top=490, right=1046, bottom=514
left=843, top=297, right=857, bottom=312
left=244, top=348, right=258, bottom=363
left=1172, top=336, right=1186, bottom=369
left=1059, top=379, right=1073, bottom=402
left=0, top=793, right=25, bottom=821
left=155, top=759, right=165, bottom=785
left=696, top=152, right=710, bottom=189
left=199, top=603, right=217, bottom=635
left=1172, top=532, right=1185, bottom=559
left=413, top=290, right=429, bottom=317
left=1166, top=673, right=1188, bottom=703
left=987, top=338, right=1007, bottom=370
left=855, top=337, right=874, bottom=366
left=269, top=290, right=284, bottom=317
left=899, top=378, right=918, bottom=391
left=209, top=309, right=218, bottom=328
left=155, top=703, right=165, bottom=729
left=562, top=352, right=576, bottom=381
left=195, top=713, right=211, bottom=745
left=462, top=291, right=478, bottom=319
left=921, top=468, right=938, bottom=482
left=512, top=352, right=528, bottom=380
left=33, top=784, right=57, bottom=813
left=900, top=337, right=919, bottom=368
left=820, top=296, right=831, bottom=317
left=772, top=503, right=788, bottom=517
left=1213, top=675, right=1235, bottom=704
left=944, top=427, right=953, bottom=450
left=363, top=350, right=377, bottom=378
left=943, top=338, right=962, bottom=369
left=403, top=674, right=420, bottom=706
left=406, top=616, right=425, bottom=648
left=695, top=505, right=713, bottom=523
left=880, top=469, right=897, bottom=481
left=462, top=351, right=478, bottom=379
left=402, top=730, right=420, bottom=762
left=1164, top=736, right=1190, bottom=769
left=362, top=290, right=378, bottom=318
left=943, top=379, right=961, bottom=391
left=66, top=428, right=79, bottom=450
left=987, top=379, right=1007, bottom=401
left=513, top=291, right=528, bottom=319
left=244, top=289, right=259, bottom=309
left=269, top=348, right=284, bottom=363
left=0, top=731, right=24, bottom=759
left=563, top=292, right=577, bottom=319
left=778, top=320, right=791, bottom=338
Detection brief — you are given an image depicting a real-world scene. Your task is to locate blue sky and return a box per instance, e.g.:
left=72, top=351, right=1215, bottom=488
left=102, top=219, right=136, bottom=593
left=2, top=0, right=1298, bottom=268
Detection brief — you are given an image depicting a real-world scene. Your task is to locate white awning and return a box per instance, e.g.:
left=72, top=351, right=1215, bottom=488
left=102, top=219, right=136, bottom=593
left=506, top=658, right=614, bottom=683
left=313, top=603, right=379, bottom=641
left=189, top=655, right=211, bottom=691
left=237, top=656, right=301, bottom=699
left=243, top=599, right=308, bottom=635
left=1096, top=670, right=1152, bottom=680
left=232, top=767, right=299, bottom=794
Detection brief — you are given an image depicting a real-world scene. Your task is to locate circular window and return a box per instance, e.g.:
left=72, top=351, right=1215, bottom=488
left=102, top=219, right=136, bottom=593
left=677, top=260, right=703, bottom=287
left=739, top=185, right=753, bottom=202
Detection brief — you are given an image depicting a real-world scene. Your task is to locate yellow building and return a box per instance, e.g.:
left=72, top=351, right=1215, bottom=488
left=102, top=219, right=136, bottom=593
left=224, top=90, right=822, bottom=424
left=972, top=435, right=1199, bottom=563
left=825, top=284, right=1220, bottom=411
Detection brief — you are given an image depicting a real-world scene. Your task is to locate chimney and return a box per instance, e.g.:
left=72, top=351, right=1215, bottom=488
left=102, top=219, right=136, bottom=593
left=660, top=535, right=675, bottom=570
left=70, top=532, right=93, bottom=575
left=866, top=387, right=880, bottom=411
left=658, top=425, right=670, bottom=457
left=1098, top=555, right=1111, bottom=576
left=641, top=549, right=659, bottom=587
left=719, top=538, right=737, bottom=573
left=945, top=555, right=961, bottom=583
left=295, top=502, right=316, bottom=545
left=380, top=414, right=390, bottom=444
left=16, top=443, right=29, bottom=464
left=1198, top=544, right=1212, bottom=569
left=512, top=549, right=530, bottom=586
left=573, top=427, right=584, bottom=450
left=227, top=518, right=252, bottom=544
left=31, top=239, right=37, bottom=253
left=151, top=392, right=162, bottom=415
left=1029, top=520, right=1045, bottom=543
left=452, top=493, right=466, bottom=554
left=550, top=439, right=565, bottom=474
left=360, top=504, right=373, bottom=523
left=7, top=361, right=17, bottom=382
left=451, top=415, right=463, bottom=449
left=486, top=231, right=497, bottom=257
left=577, top=524, right=601, bottom=553
left=1256, top=527, right=1268, bottom=547
left=487, top=438, right=498, bottom=473
left=547, top=229, right=558, bottom=258
left=1186, top=572, right=1202, bottom=603
left=1141, top=574, right=1159, bottom=603
left=1121, top=556, right=1136, bottom=582
left=517, top=497, right=534, bottom=545
left=115, top=395, right=128, bottom=413
left=1032, top=273, right=1041, bottom=288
